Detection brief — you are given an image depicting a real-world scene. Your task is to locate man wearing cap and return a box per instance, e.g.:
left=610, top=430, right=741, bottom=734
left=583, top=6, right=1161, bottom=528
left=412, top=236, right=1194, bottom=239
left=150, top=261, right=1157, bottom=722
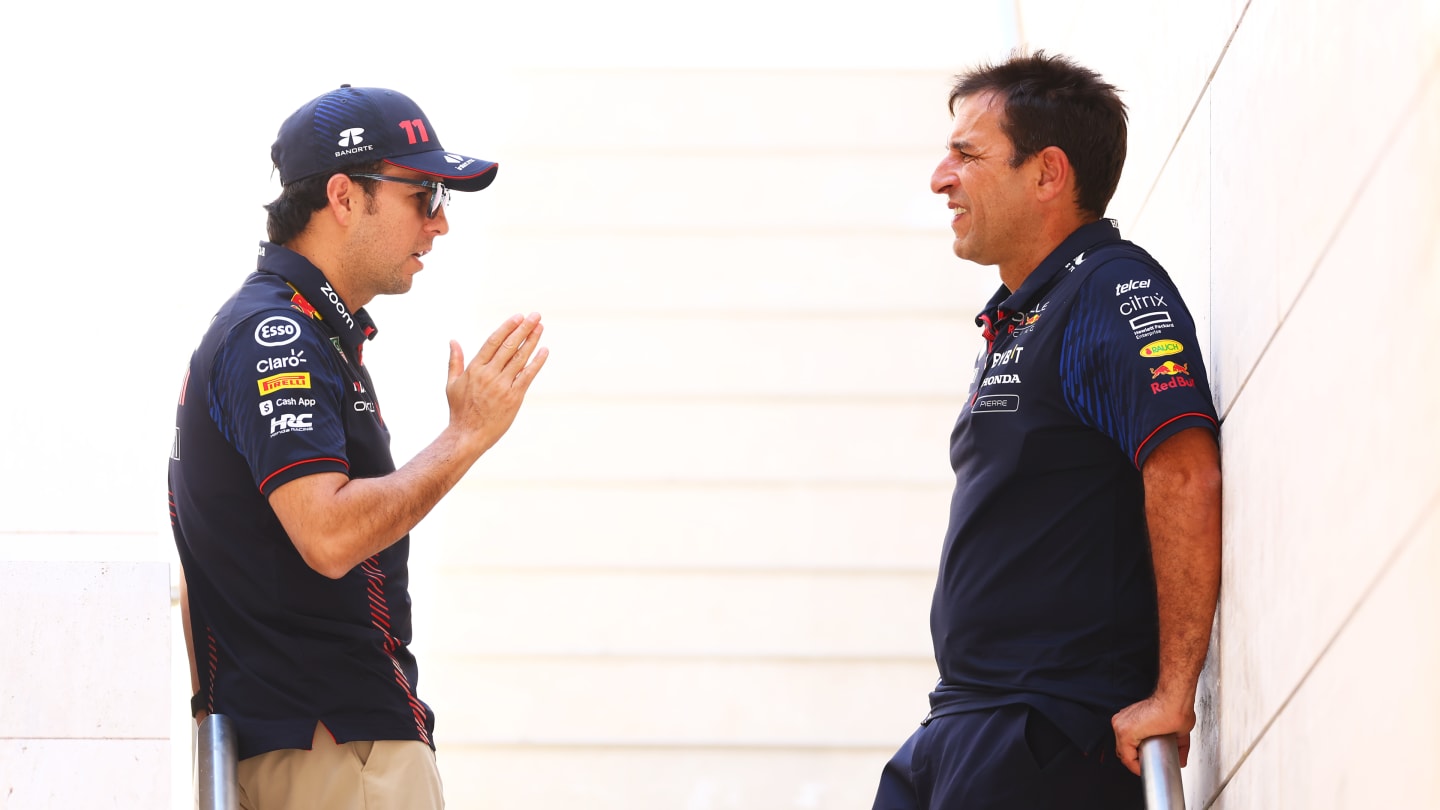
left=871, top=53, right=1222, bottom=809
left=169, top=85, right=546, bottom=809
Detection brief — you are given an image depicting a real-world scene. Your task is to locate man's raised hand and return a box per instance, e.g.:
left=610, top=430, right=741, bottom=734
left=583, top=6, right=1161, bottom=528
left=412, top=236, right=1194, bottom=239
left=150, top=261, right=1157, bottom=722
left=445, top=312, right=548, bottom=455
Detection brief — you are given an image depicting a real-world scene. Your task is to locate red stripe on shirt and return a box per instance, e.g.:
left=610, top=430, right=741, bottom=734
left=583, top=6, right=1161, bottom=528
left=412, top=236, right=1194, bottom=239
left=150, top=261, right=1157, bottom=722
left=258, top=458, right=349, bottom=493
left=1133, top=413, right=1218, bottom=468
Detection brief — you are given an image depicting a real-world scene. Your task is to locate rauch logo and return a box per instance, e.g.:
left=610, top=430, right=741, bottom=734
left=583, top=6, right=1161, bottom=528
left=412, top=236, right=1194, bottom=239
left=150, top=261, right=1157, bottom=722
left=1140, top=340, right=1184, bottom=358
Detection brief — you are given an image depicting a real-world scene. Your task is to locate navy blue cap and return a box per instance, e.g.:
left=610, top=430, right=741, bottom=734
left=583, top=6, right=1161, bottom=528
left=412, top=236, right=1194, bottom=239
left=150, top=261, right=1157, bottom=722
left=271, top=85, right=498, bottom=191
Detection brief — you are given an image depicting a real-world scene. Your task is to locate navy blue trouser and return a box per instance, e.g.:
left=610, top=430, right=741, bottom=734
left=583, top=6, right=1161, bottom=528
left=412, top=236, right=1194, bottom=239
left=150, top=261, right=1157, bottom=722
left=871, top=704, right=1143, bottom=810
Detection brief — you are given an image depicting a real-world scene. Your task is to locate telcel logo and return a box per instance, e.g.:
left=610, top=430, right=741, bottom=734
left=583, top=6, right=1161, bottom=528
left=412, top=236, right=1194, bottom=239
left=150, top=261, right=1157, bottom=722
left=338, top=128, right=365, bottom=147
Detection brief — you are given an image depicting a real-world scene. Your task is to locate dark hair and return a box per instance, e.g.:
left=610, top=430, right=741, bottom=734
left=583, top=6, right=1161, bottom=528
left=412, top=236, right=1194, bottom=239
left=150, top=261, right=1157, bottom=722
left=263, top=160, right=385, bottom=245
left=950, top=51, right=1127, bottom=218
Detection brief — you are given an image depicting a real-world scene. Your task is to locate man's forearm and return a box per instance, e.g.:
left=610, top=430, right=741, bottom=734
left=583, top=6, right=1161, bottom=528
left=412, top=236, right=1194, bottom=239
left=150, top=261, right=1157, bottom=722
left=1111, top=427, right=1222, bottom=774
left=270, top=323, right=548, bottom=579
left=179, top=572, right=205, bottom=721
left=1143, top=427, right=1222, bottom=705
left=268, top=425, right=486, bottom=578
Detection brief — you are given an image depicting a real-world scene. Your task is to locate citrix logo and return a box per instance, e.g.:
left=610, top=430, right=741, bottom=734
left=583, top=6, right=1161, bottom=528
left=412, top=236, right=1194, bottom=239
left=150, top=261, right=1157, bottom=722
left=338, top=128, right=366, bottom=147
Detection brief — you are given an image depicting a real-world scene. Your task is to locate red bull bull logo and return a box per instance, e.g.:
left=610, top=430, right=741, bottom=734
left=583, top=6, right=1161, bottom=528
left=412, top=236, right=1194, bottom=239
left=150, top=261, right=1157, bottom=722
left=1150, top=361, right=1189, bottom=379
left=1149, top=361, right=1196, bottom=394
left=290, top=291, right=320, bottom=320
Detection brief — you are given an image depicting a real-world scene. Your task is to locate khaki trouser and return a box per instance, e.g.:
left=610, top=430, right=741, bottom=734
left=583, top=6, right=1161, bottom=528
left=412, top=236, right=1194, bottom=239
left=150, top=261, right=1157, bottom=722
left=237, top=722, right=443, bottom=810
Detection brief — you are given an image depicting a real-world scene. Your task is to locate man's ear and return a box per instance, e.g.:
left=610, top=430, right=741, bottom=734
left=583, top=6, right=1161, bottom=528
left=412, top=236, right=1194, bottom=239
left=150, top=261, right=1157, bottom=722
left=325, top=173, right=358, bottom=226
left=1033, top=146, right=1074, bottom=205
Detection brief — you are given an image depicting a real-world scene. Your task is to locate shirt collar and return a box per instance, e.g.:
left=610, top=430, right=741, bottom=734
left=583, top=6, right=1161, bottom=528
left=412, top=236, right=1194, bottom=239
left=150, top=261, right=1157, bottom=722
left=256, top=241, right=379, bottom=362
left=974, top=219, right=1126, bottom=335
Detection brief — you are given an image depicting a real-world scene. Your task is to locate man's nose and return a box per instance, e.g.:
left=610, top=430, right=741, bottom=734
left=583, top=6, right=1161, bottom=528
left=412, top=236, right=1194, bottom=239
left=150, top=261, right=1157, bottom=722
left=931, top=156, right=956, bottom=195
left=429, top=204, right=450, bottom=236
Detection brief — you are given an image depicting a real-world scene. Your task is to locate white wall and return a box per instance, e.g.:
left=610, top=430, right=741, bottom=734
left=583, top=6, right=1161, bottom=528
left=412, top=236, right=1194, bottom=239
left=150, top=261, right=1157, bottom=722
left=1015, top=0, right=1440, bottom=805
left=0, top=556, right=170, bottom=808
left=402, top=64, right=997, bottom=810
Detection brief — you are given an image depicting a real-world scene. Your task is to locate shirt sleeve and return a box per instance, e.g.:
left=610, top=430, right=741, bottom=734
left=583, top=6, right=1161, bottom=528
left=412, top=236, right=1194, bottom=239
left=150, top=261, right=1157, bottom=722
left=209, top=310, right=351, bottom=494
left=1059, top=256, right=1219, bottom=469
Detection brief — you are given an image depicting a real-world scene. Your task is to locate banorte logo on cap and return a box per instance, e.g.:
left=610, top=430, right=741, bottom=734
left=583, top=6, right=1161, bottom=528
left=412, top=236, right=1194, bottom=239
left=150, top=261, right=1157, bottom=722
left=443, top=153, right=480, bottom=171
left=334, top=126, right=376, bottom=158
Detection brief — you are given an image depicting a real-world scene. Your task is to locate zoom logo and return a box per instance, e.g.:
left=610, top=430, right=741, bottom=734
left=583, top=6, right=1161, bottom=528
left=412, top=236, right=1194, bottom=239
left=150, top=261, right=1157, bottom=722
left=337, top=128, right=365, bottom=147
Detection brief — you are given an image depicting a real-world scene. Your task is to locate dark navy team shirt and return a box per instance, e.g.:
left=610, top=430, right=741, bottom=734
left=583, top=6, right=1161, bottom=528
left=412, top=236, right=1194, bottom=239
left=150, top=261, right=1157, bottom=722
left=927, top=219, right=1218, bottom=751
left=168, top=242, right=433, bottom=760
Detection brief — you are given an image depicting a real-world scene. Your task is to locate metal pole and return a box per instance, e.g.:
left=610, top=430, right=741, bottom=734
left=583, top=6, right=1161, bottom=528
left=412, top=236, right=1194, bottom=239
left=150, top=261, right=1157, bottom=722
left=197, top=714, right=240, bottom=810
left=1140, top=735, right=1186, bottom=810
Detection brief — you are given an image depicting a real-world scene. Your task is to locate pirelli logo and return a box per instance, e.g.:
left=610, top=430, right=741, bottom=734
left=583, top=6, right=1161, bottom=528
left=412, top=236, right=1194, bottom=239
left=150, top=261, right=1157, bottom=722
left=257, top=372, right=311, bottom=396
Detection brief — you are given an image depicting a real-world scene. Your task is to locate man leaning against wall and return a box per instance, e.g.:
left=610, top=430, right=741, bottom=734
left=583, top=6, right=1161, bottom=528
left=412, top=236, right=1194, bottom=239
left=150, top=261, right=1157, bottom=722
left=872, top=52, right=1222, bottom=810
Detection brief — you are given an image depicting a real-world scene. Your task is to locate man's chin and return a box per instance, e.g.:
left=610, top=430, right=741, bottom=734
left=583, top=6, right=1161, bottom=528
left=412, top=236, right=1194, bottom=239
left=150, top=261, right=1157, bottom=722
left=952, top=242, right=996, bottom=268
left=379, top=278, right=415, bottom=297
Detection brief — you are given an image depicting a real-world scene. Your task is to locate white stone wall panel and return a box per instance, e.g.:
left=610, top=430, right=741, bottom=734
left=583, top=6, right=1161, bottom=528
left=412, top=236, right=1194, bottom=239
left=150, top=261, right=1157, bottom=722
left=422, top=570, right=935, bottom=657
left=427, top=482, right=951, bottom=570
left=423, top=656, right=934, bottom=746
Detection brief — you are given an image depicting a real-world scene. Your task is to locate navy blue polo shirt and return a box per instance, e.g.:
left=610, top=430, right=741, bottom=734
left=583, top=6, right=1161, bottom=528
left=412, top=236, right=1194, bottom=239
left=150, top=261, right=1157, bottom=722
left=169, top=242, right=433, bottom=760
left=927, top=219, right=1218, bottom=751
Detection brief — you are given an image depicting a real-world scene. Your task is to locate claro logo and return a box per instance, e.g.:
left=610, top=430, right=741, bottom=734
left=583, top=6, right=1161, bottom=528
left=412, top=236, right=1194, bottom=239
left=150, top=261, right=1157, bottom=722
left=255, top=316, right=301, bottom=347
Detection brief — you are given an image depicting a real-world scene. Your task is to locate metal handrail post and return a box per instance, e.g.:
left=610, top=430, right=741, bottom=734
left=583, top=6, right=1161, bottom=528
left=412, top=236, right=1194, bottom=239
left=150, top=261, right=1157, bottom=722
left=197, top=714, right=240, bottom=810
left=1139, top=735, right=1185, bottom=810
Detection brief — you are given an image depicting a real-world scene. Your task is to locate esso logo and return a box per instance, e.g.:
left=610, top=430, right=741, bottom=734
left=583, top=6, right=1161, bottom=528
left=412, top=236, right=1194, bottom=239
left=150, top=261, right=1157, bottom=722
left=255, top=316, right=301, bottom=347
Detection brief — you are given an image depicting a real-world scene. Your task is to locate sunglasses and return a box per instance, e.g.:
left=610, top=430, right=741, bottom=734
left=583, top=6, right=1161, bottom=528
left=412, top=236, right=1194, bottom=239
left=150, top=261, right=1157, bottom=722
left=347, top=174, right=450, bottom=218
